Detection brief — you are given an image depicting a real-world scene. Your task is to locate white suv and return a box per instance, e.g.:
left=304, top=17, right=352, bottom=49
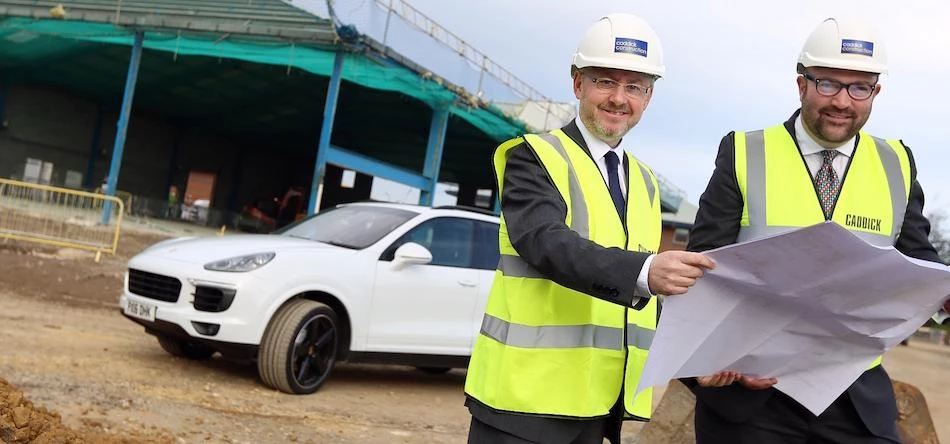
left=119, top=202, right=500, bottom=394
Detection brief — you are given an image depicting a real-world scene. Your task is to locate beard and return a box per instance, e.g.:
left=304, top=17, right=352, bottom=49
left=802, top=103, right=869, bottom=146
left=579, top=103, right=634, bottom=144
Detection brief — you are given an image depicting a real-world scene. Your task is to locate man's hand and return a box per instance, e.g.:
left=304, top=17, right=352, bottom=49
left=738, top=375, right=778, bottom=390
left=648, top=251, right=715, bottom=295
left=696, top=371, right=740, bottom=387
left=696, top=372, right=777, bottom=390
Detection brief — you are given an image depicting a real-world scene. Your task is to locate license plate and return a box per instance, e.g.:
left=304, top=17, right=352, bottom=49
left=124, top=299, right=156, bottom=322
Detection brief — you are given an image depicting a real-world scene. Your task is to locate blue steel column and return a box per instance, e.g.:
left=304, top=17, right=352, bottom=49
left=100, top=31, right=144, bottom=224
left=418, top=107, right=449, bottom=206
left=307, top=51, right=345, bottom=214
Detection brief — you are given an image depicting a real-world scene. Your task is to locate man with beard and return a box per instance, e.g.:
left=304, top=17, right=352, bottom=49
left=464, top=12, right=715, bottom=444
left=685, top=17, right=943, bottom=443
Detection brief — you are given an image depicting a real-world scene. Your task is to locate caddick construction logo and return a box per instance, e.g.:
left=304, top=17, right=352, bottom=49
left=615, top=38, right=648, bottom=57
left=840, top=39, right=874, bottom=57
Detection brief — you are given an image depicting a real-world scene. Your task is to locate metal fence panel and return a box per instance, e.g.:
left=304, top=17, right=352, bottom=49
left=0, top=178, right=124, bottom=261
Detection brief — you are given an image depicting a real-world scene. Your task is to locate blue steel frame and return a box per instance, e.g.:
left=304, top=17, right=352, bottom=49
left=100, top=31, right=144, bottom=224
left=326, top=144, right=428, bottom=190
left=307, top=50, right=345, bottom=214
left=307, top=50, right=452, bottom=214
left=418, top=107, right=448, bottom=206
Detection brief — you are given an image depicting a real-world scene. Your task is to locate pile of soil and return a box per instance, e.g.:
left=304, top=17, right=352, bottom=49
left=0, top=377, right=82, bottom=443
left=1, top=373, right=179, bottom=444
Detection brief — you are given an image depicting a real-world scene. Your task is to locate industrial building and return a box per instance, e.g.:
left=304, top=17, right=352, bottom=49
left=0, top=0, right=689, bottom=235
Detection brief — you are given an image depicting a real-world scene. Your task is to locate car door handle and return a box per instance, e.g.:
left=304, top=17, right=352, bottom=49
left=458, top=280, right=477, bottom=287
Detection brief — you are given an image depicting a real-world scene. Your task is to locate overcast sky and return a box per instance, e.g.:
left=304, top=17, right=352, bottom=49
left=289, top=0, right=950, bottom=215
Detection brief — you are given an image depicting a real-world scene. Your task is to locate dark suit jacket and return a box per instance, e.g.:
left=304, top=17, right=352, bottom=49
left=685, top=110, right=941, bottom=438
left=466, top=120, right=654, bottom=444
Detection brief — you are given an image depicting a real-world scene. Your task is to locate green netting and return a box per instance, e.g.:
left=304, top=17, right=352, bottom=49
left=0, top=17, right=526, bottom=141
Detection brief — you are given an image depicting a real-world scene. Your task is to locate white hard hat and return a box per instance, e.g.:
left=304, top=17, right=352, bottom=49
left=572, top=13, right=665, bottom=78
left=798, top=17, right=887, bottom=74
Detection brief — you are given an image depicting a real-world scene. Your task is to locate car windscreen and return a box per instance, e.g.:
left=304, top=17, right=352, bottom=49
left=275, top=205, right=418, bottom=249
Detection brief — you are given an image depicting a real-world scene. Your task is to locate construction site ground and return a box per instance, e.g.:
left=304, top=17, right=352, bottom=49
left=0, top=220, right=948, bottom=443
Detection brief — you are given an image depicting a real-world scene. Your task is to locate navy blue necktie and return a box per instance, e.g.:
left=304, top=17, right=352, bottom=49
left=604, top=151, right=625, bottom=217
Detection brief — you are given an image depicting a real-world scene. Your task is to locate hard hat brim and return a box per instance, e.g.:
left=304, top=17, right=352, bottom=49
left=800, top=53, right=887, bottom=75
left=573, top=54, right=665, bottom=78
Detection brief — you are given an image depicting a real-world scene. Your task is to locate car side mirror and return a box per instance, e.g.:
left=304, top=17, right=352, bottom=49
left=392, top=242, right=432, bottom=270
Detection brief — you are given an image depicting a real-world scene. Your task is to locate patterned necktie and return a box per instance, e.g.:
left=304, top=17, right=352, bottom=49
left=815, top=149, right=840, bottom=219
left=604, top=151, right=625, bottom=217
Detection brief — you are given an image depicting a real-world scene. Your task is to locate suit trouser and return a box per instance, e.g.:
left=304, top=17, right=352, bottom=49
left=467, top=415, right=606, bottom=444
left=695, top=390, right=900, bottom=444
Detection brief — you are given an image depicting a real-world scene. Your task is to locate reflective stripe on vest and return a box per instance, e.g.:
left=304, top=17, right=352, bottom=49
left=635, top=160, right=657, bottom=208
left=538, top=132, right=589, bottom=239
left=738, top=129, right=908, bottom=247
left=480, top=313, right=656, bottom=352
left=627, top=323, right=656, bottom=350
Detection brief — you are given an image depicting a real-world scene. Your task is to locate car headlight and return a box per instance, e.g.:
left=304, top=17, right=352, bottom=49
left=204, top=252, right=275, bottom=272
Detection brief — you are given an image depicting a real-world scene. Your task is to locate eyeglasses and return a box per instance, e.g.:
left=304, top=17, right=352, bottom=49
left=801, top=72, right=876, bottom=101
left=584, top=74, right=652, bottom=99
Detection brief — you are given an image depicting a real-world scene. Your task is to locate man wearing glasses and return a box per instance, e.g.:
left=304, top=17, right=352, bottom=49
left=685, top=17, right=943, bottom=443
left=464, top=12, right=714, bottom=444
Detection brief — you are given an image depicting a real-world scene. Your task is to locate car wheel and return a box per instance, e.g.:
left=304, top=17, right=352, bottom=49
left=157, top=336, right=216, bottom=360
left=415, top=366, right=452, bottom=375
left=258, top=299, right=339, bottom=394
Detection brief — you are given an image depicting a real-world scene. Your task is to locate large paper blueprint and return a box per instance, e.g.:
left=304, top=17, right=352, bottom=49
left=637, top=222, right=950, bottom=415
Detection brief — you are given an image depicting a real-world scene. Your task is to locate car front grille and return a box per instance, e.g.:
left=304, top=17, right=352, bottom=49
left=128, top=269, right=182, bottom=302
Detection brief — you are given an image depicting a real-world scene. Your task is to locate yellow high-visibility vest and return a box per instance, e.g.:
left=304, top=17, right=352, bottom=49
left=465, top=128, right=662, bottom=420
left=734, top=124, right=911, bottom=369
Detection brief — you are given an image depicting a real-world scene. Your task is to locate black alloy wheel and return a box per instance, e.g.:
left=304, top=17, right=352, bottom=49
left=289, top=311, right=338, bottom=390
left=258, top=300, right=340, bottom=394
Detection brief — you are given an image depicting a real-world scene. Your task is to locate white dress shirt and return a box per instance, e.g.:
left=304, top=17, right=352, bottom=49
left=579, top=123, right=628, bottom=194
left=576, top=119, right=654, bottom=304
left=794, top=116, right=854, bottom=177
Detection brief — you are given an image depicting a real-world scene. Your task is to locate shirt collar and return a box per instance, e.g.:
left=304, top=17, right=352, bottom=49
left=576, top=117, right=624, bottom=161
left=794, top=115, right=855, bottom=158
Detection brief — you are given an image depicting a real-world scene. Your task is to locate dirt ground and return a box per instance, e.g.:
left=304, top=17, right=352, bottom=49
left=0, top=222, right=948, bottom=443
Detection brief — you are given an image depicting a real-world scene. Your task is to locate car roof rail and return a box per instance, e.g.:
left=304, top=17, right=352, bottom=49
left=433, top=205, right=498, bottom=216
